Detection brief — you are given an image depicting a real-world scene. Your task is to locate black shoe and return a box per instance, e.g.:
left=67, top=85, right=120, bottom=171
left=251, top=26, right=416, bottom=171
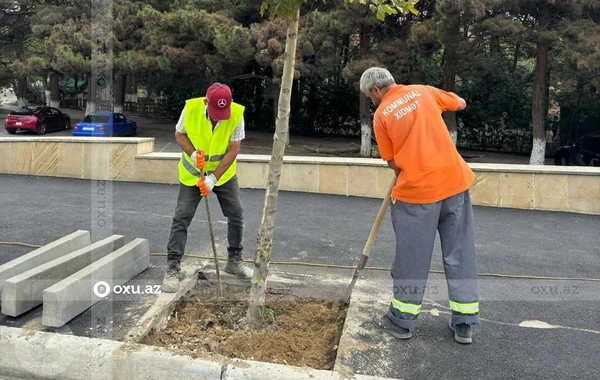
left=449, top=320, right=473, bottom=344
left=372, top=313, right=412, bottom=339
left=162, top=260, right=181, bottom=293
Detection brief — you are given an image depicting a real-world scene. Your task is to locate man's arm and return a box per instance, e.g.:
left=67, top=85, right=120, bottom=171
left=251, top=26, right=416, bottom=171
left=211, top=141, right=241, bottom=180
left=175, top=131, right=196, bottom=157
left=175, top=107, right=196, bottom=156
left=387, top=160, right=401, bottom=177
left=428, top=86, right=467, bottom=112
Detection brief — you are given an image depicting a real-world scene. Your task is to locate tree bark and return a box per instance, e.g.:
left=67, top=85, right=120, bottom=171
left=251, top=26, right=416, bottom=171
left=125, top=73, right=137, bottom=102
left=442, top=45, right=458, bottom=144
left=441, top=6, right=460, bottom=145
left=50, top=72, right=60, bottom=108
left=359, top=23, right=372, bottom=157
left=247, top=9, right=300, bottom=327
left=114, top=71, right=126, bottom=113
left=85, top=74, right=97, bottom=114
left=529, top=0, right=550, bottom=165
left=16, top=75, right=27, bottom=107
left=490, top=35, right=501, bottom=58
left=511, top=40, right=521, bottom=74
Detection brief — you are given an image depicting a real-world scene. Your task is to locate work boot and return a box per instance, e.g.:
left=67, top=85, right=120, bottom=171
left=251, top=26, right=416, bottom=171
left=372, top=313, right=412, bottom=339
left=161, top=260, right=181, bottom=293
left=449, top=320, right=473, bottom=344
left=224, top=248, right=253, bottom=281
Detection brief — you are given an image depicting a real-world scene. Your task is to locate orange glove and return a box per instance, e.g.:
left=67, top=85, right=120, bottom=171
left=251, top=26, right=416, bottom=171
left=195, top=150, right=206, bottom=169
left=197, top=174, right=217, bottom=197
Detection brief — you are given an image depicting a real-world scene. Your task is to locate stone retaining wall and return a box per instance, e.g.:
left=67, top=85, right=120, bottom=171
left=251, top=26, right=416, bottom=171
left=1, top=137, right=598, bottom=215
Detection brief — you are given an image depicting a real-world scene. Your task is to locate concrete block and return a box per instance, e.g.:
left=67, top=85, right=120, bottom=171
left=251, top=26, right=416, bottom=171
left=1, top=235, right=124, bottom=317
left=0, top=230, right=91, bottom=295
left=42, top=238, right=150, bottom=327
left=0, top=326, right=222, bottom=380
left=223, top=359, right=339, bottom=380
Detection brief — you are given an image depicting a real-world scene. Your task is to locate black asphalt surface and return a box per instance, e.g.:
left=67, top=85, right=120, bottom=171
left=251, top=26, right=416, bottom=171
left=0, top=174, right=599, bottom=379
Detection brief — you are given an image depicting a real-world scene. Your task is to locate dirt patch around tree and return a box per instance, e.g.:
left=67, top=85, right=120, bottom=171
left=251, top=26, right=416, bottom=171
left=142, top=287, right=348, bottom=370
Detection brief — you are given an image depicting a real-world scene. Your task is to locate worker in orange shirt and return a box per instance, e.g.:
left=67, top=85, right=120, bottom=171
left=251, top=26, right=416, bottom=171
left=360, top=67, right=479, bottom=344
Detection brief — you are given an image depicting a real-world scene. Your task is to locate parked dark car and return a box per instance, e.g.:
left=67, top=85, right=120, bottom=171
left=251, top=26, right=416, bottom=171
left=4, top=106, right=71, bottom=135
left=72, top=112, right=137, bottom=137
left=554, top=135, right=600, bottom=166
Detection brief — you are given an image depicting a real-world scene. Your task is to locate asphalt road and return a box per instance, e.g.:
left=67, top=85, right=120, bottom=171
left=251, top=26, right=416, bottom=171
left=0, top=175, right=598, bottom=379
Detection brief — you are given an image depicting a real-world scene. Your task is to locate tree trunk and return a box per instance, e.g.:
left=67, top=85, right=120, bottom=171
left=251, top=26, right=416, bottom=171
left=511, top=40, right=521, bottom=74
left=441, top=6, right=460, bottom=145
left=359, top=23, right=372, bottom=157
left=85, top=74, right=97, bottom=114
left=529, top=0, right=549, bottom=165
left=247, top=9, right=300, bottom=327
left=442, top=46, right=458, bottom=144
left=125, top=73, right=137, bottom=102
left=490, top=35, right=501, bottom=58
left=16, top=75, right=27, bottom=107
left=50, top=72, right=60, bottom=108
left=114, top=71, right=126, bottom=113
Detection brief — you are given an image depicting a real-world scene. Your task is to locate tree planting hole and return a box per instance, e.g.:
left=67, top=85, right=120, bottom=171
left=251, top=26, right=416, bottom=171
left=142, top=287, right=348, bottom=370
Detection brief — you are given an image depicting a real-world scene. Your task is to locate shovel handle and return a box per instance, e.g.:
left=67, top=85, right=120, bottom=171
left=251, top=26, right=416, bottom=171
left=361, top=176, right=396, bottom=259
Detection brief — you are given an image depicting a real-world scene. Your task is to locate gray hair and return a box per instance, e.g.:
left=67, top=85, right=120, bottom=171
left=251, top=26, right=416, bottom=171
left=360, top=67, right=395, bottom=95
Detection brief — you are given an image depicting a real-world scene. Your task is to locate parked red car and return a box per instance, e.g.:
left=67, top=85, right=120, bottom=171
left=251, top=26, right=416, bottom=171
left=4, top=106, right=71, bottom=135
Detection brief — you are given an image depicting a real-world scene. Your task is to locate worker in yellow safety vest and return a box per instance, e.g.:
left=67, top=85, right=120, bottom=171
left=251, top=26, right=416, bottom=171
left=162, top=83, right=252, bottom=293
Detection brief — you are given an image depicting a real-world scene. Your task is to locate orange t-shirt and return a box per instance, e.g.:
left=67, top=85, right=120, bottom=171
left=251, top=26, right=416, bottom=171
left=374, top=84, right=475, bottom=204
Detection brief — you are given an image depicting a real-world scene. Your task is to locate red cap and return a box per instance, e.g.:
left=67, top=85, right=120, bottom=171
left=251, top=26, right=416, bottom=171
left=206, top=84, right=232, bottom=121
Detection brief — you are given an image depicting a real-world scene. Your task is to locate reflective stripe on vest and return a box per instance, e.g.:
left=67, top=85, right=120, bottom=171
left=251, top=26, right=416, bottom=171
left=180, top=153, right=226, bottom=179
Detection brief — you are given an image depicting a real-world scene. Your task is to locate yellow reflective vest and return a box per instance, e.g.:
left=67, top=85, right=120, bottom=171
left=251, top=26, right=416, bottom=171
left=178, top=97, right=244, bottom=187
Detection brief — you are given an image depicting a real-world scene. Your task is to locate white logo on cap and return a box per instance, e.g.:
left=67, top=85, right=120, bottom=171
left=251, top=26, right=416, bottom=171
left=217, top=99, right=227, bottom=108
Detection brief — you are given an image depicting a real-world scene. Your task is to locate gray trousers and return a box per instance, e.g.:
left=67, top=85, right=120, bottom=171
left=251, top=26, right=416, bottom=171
left=167, top=176, right=244, bottom=262
left=387, top=190, right=480, bottom=329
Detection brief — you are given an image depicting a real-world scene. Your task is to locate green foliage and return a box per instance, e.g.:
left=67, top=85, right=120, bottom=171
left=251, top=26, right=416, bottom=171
left=458, top=63, right=533, bottom=152
left=260, top=0, right=307, bottom=19
left=4, top=0, right=598, bottom=154
left=349, top=0, right=419, bottom=20
left=259, top=306, right=276, bottom=324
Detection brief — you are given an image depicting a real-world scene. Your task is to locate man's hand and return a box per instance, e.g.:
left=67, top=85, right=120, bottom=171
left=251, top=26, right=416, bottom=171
left=190, top=150, right=206, bottom=169
left=197, top=174, right=217, bottom=196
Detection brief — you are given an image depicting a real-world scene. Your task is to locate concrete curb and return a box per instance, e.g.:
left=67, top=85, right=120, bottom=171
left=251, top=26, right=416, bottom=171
left=0, top=326, right=398, bottom=380
left=0, top=263, right=403, bottom=380
left=0, top=230, right=90, bottom=294
left=0, top=326, right=222, bottom=380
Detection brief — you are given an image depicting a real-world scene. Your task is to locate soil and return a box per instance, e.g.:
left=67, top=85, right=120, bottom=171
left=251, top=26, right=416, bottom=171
left=142, top=289, right=348, bottom=370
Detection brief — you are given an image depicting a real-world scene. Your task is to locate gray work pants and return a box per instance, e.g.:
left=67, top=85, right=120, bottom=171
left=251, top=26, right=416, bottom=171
left=167, top=176, right=243, bottom=261
left=387, top=190, right=480, bottom=329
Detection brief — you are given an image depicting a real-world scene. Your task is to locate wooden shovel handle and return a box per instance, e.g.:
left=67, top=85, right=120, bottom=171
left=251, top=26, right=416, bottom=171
left=361, top=176, right=396, bottom=258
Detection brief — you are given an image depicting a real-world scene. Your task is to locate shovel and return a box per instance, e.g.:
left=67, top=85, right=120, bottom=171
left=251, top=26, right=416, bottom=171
left=200, top=165, right=223, bottom=298
left=342, top=176, right=396, bottom=307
